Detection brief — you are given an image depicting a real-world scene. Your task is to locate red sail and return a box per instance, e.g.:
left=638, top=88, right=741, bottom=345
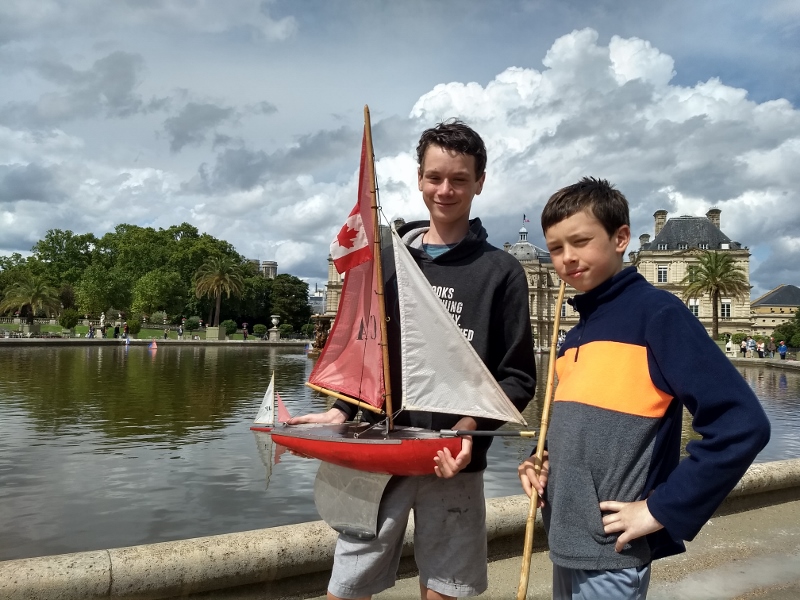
left=308, top=132, right=385, bottom=410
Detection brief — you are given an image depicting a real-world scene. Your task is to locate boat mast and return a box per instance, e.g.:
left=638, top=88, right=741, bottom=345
left=364, top=105, right=394, bottom=431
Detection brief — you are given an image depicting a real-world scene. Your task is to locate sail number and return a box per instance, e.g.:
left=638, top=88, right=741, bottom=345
left=357, top=315, right=378, bottom=340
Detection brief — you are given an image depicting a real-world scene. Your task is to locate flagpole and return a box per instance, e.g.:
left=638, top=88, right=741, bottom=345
left=364, top=105, right=394, bottom=431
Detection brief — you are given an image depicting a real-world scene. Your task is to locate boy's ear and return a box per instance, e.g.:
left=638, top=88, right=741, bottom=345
left=475, top=172, right=486, bottom=196
left=614, top=224, right=631, bottom=255
left=417, top=167, right=423, bottom=192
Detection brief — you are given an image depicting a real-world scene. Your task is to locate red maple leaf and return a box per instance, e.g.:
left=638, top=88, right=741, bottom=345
left=337, top=224, right=359, bottom=249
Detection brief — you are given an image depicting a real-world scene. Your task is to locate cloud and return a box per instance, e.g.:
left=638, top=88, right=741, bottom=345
left=408, top=29, right=800, bottom=294
left=0, top=0, right=297, bottom=46
left=163, top=103, right=235, bottom=153
left=1, top=27, right=798, bottom=300
left=162, top=100, right=277, bottom=153
left=0, top=51, right=167, bottom=127
left=0, top=162, right=63, bottom=203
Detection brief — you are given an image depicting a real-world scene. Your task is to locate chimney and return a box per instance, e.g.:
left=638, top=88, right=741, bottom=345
left=639, top=233, right=650, bottom=247
left=654, top=210, right=668, bottom=236
left=503, top=241, right=511, bottom=252
left=706, top=208, right=721, bottom=229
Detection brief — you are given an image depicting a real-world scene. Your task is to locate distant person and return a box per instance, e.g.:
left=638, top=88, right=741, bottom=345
left=767, top=338, right=777, bottom=358
left=778, top=341, right=788, bottom=360
left=740, top=339, right=747, bottom=357
left=757, top=340, right=765, bottom=359
left=746, top=336, right=756, bottom=358
left=164, top=328, right=169, bottom=340
left=114, top=325, right=120, bottom=339
left=242, top=323, right=248, bottom=341
left=123, top=322, right=129, bottom=339
left=518, top=177, right=770, bottom=600
left=177, top=325, right=183, bottom=340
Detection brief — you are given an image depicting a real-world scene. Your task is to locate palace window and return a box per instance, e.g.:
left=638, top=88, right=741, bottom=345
left=699, top=242, right=709, bottom=249
left=657, top=265, right=668, bottom=283
left=721, top=299, right=731, bottom=320
left=677, top=243, right=688, bottom=250
left=688, top=298, right=700, bottom=317
left=657, top=243, right=668, bottom=250
left=561, top=301, right=567, bottom=318
left=687, top=266, right=699, bottom=282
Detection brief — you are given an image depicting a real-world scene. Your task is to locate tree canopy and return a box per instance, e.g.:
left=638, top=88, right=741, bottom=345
left=681, top=251, right=750, bottom=339
left=0, top=223, right=312, bottom=329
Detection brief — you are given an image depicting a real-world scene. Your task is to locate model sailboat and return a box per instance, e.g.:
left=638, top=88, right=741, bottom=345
left=251, top=106, right=530, bottom=477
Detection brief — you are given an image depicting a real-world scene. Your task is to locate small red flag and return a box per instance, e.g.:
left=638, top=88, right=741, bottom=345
left=330, top=134, right=373, bottom=273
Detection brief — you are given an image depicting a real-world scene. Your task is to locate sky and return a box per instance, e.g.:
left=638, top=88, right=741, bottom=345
left=1, top=0, right=799, bottom=298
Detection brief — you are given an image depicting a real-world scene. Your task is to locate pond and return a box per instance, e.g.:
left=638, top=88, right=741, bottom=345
left=0, top=346, right=797, bottom=561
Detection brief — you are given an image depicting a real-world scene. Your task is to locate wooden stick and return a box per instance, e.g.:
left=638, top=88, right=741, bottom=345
left=516, top=280, right=566, bottom=600
left=305, top=382, right=386, bottom=415
left=364, top=105, right=395, bottom=430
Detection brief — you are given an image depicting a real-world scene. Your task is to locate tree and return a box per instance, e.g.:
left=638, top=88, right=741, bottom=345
left=31, top=229, right=97, bottom=285
left=75, top=263, right=131, bottom=316
left=131, top=269, right=185, bottom=316
left=59, top=308, right=80, bottom=330
left=681, top=251, right=750, bottom=339
left=271, top=274, right=311, bottom=330
left=0, top=273, right=61, bottom=323
left=194, top=256, right=245, bottom=327
left=772, top=310, right=799, bottom=348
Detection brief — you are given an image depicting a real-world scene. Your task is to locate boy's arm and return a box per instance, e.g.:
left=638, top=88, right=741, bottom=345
left=643, top=302, right=771, bottom=542
left=475, top=267, right=537, bottom=431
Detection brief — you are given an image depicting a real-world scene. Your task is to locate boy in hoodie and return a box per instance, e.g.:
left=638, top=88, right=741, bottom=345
left=291, top=120, right=537, bottom=599
left=518, top=178, right=770, bottom=599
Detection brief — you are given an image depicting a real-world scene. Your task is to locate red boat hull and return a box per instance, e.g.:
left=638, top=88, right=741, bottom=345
left=250, top=423, right=462, bottom=476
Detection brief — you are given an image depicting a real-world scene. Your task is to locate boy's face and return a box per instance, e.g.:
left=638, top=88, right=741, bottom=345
left=418, top=144, right=485, bottom=229
left=544, top=208, right=630, bottom=293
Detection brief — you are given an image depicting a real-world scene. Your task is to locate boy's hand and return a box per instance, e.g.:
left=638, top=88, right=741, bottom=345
left=287, top=407, right=347, bottom=425
left=434, top=417, right=476, bottom=478
left=517, top=451, right=549, bottom=507
left=599, top=499, right=664, bottom=552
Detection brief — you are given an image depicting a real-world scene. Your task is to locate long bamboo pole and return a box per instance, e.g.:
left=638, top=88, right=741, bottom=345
left=364, top=105, right=394, bottom=430
left=516, top=280, right=566, bottom=600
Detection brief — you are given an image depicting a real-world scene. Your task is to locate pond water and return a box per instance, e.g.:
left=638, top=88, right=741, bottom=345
left=0, top=346, right=797, bottom=561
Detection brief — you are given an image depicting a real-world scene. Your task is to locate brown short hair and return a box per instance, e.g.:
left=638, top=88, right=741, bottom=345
left=541, top=177, right=630, bottom=236
left=416, top=119, right=487, bottom=180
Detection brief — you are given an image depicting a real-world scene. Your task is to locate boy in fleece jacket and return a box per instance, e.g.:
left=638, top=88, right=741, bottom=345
left=518, top=177, right=770, bottom=599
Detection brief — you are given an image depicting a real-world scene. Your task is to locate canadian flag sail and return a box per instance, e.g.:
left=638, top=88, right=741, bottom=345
left=307, top=127, right=386, bottom=411
left=330, top=138, right=373, bottom=274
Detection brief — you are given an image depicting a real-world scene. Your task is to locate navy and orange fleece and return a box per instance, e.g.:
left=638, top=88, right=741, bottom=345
left=542, top=266, right=770, bottom=571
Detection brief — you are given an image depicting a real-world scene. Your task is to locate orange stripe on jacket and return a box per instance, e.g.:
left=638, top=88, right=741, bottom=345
left=555, top=341, right=673, bottom=418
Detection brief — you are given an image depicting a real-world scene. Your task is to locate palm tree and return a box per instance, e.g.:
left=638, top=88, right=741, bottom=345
left=681, top=251, right=750, bottom=339
left=194, top=256, right=245, bottom=327
left=0, top=273, right=62, bottom=324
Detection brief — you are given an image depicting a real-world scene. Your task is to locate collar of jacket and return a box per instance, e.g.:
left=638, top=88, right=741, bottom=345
left=569, top=266, right=643, bottom=318
left=397, top=218, right=488, bottom=262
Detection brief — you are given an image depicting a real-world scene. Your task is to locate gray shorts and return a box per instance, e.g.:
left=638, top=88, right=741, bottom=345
left=553, top=563, right=651, bottom=600
left=327, top=471, right=487, bottom=599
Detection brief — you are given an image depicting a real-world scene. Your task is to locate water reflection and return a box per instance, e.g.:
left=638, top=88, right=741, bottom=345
left=0, top=347, right=797, bottom=561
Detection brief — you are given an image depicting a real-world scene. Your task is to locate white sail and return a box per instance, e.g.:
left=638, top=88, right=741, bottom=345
left=392, top=230, right=527, bottom=425
left=254, top=372, right=275, bottom=425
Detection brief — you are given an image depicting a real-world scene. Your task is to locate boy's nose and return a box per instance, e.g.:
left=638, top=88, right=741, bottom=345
left=438, top=180, right=454, bottom=195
